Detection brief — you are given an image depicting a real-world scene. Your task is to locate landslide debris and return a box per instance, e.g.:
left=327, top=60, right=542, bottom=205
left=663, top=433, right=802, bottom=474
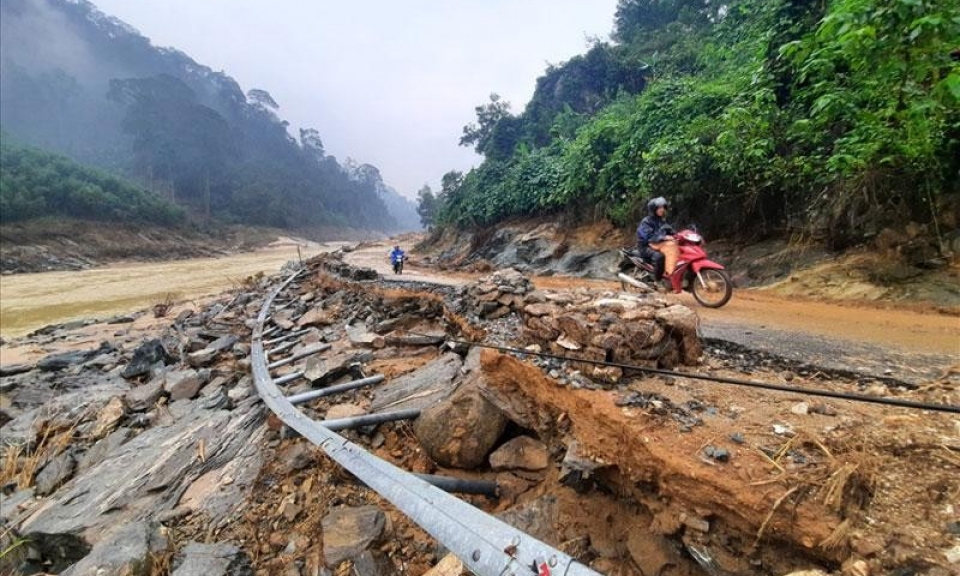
left=1, top=251, right=956, bottom=576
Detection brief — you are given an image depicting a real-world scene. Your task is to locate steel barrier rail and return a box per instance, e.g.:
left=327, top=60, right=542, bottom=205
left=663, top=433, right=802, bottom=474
left=251, top=269, right=603, bottom=576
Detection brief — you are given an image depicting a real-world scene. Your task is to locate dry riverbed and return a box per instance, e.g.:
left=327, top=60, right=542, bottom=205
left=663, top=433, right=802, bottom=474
left=0, top=237, right=342, bottom=341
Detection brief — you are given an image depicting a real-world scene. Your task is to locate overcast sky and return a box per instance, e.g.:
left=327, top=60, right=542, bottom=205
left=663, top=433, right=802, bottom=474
left=90, top=1, right=619, bottom=198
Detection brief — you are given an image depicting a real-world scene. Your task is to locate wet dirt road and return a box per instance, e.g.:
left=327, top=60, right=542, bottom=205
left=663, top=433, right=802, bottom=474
left=348, top=242, right=960, bottom=384
left=0, top=238, right=342, bottom=339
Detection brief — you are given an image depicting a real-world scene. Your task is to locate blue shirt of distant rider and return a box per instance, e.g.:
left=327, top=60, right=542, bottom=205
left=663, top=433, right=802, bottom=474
left=390, top=246, right=405, bottom=265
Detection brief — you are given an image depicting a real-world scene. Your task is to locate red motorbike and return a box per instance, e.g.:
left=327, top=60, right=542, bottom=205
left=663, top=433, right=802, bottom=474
left=618, top=228, right=733, bottom=308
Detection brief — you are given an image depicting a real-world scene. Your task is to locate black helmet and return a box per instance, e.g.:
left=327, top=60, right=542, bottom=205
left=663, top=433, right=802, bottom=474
left=647, top=197, right=669, bottom=214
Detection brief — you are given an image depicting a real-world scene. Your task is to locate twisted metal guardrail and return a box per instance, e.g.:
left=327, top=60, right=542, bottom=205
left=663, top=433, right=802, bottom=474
left=250, top=268, right=603, bottom=576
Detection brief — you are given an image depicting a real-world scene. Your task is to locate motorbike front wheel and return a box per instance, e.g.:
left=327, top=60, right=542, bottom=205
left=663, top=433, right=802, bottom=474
left=691, top=269, right=732, bottom=308
left=393, top=260, right=403, bottom=274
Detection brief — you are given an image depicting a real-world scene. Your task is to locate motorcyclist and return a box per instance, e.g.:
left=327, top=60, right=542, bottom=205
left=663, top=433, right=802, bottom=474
left=389, top=245, right=405, bottom=269
left=636, top=197, right=679, bottom=285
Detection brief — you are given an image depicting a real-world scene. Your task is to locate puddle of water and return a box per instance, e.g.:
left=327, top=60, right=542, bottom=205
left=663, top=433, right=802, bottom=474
left=0, top=242, right=338, bottom=338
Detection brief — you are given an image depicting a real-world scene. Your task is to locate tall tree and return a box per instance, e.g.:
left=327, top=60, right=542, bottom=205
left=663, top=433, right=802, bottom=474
left=416, top=184, right=438, bottom=229
left=460, top=94, right=519, bottom=160
left=299, top=128, right=325, bottom=162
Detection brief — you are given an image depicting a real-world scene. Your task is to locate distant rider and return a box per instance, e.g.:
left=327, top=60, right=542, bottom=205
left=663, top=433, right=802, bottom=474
left=389, top=245, right=405, bottom=267
left=636, top=197, right=679, bottom=285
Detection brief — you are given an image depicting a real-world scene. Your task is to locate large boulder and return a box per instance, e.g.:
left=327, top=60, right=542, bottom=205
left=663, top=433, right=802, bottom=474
left=654, top=304, right=702, bottom=364
left=34, top=450, right=76, bottom=496
left=90, top=396, right=127, bottom=440
left=414, top=375, right=507, bottom=469
left=125, top=378, right=165, bottom=412
left=163, top=369, right=209, bottom=401
left=321, top=505, right=387, bottom=567
left=37, top=342, right=113, bottom=372
left=370, top=353, right=463, bottom=412
left=60, top=521, right=168, bottom=576
left=122, top=339, right=172, bottom=379
left=489, top=436, right=549, bottom=471
left=171, top=542, right=253, bottom=576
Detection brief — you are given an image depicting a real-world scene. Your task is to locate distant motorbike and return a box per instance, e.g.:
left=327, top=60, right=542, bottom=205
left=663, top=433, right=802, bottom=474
left=619, top=228, right=733, bottom=308
left=392, top=254, right=404, bottom=275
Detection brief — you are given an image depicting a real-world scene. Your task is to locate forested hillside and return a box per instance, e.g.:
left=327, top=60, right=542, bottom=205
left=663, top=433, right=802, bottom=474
left=0, top=137, right=183, bottom=225
left=429, top=0, right=960, bottom=248
left=0, top=0, right=415, bottom=232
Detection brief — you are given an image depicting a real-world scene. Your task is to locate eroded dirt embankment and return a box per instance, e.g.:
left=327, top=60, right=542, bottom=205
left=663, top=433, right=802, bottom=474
left=0, top=219, right=389, bottom=274
left=412, top=219, right=960, bottom=310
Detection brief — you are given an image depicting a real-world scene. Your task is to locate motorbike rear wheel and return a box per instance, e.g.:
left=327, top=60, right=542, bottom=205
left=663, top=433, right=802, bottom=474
left=691, top=269, right=732, bottom=308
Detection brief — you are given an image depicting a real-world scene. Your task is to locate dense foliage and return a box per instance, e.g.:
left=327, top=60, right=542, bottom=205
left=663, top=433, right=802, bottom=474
left=0, top=137, right=183, bottom=225
left=431, top=0, right=960, bottom=246
left=0, top=0, right=411, bottom=231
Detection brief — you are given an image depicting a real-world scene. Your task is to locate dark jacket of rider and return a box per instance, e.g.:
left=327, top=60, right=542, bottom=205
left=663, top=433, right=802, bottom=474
left=636, top=197, right=675, bottom=284
left=636, top=214, right=673, bottom=250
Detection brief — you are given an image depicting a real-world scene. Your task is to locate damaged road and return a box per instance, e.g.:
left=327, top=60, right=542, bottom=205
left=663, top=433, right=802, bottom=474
left=346, top=240, right=960, bottom=386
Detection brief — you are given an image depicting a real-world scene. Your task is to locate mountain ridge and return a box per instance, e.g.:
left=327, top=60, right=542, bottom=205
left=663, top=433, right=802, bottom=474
left=0, top=0, right=419, bottom=232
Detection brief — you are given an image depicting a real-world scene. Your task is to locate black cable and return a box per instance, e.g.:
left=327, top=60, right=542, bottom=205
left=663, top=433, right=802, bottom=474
left=435, top=336, right=960, bottom=415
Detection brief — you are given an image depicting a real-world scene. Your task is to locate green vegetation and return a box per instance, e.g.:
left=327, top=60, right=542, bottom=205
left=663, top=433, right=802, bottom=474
left=0, top=137, right=184, bottom=225
left=430, top=0, right=960, bottom=247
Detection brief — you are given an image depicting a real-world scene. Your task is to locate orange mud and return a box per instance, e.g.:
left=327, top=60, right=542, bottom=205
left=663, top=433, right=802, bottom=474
left=479, top=349, right=960, bottom=574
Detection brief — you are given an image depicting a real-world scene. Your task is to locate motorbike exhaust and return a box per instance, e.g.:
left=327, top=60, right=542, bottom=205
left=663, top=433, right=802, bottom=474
left=617, top=272, right=649, bottom=291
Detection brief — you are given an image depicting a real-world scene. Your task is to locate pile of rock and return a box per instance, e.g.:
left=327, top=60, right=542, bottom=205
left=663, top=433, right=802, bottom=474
left=519, top=292, right=701, bottom=378
left=314, top=252, right=379, bottom=281
left=458, top=268, right=535, bottom=320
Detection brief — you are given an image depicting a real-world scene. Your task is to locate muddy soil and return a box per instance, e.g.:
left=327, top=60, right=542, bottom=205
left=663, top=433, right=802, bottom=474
left=346, top=239, right=960, bottom=385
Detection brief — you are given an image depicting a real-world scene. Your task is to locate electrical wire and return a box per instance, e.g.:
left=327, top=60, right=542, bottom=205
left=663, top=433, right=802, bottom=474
left=432, top=336, right=960, bottom=414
